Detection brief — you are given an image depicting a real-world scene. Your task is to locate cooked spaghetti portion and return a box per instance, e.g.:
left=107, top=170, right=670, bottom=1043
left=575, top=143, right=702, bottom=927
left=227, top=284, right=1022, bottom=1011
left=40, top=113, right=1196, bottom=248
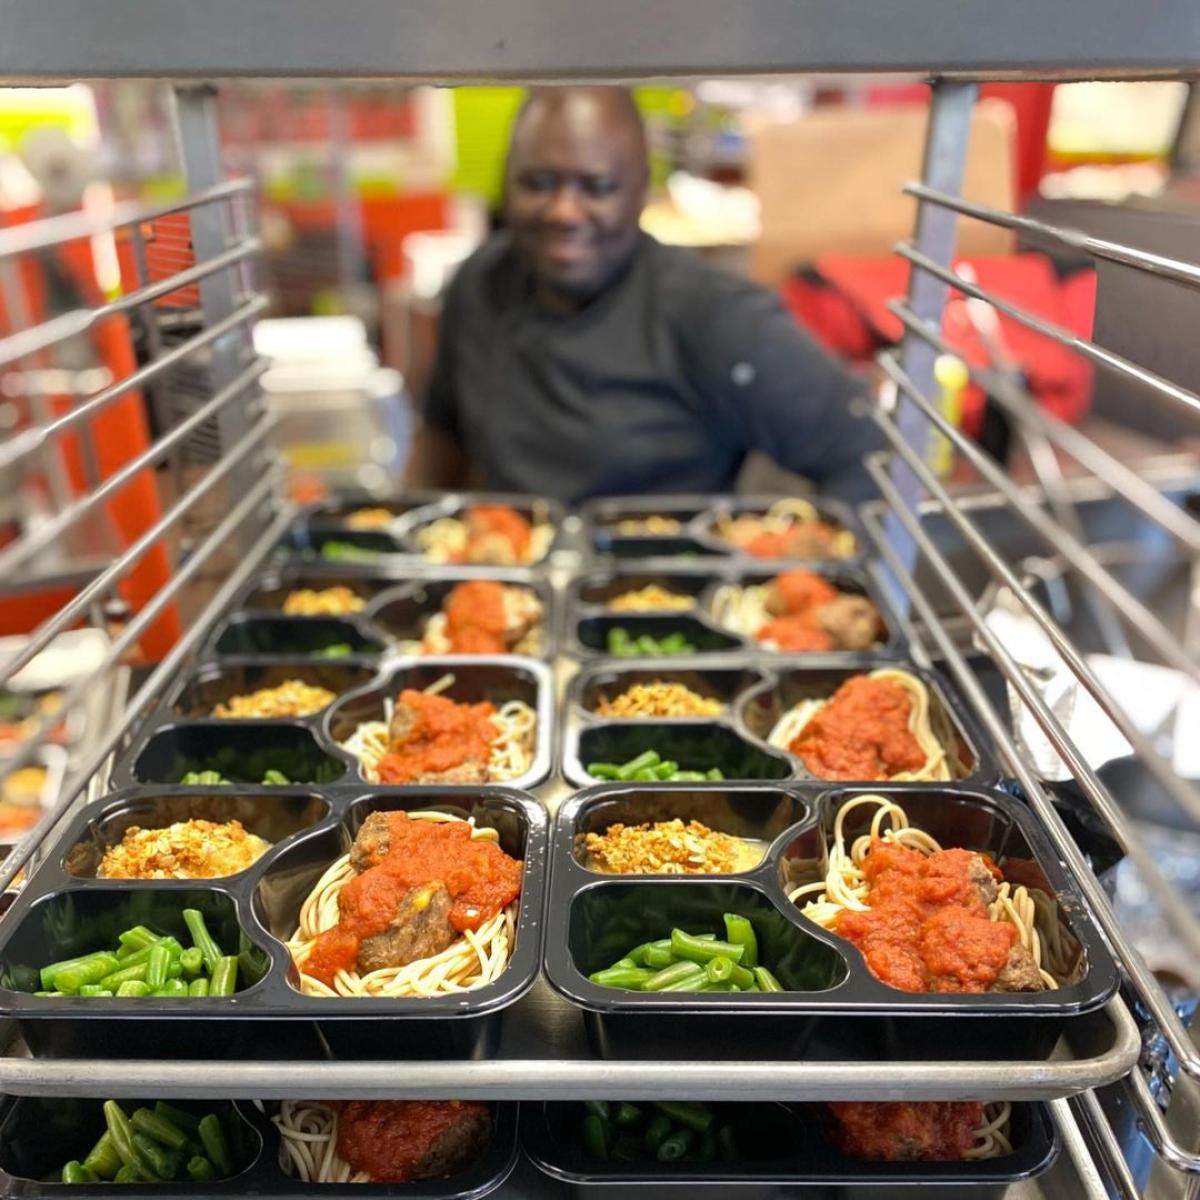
left=614, top=516, right=682, bottom=536
left=829, top=1101, right=1012, bottom=1161
left=341, top=684, right=536, bottom=784
left=416, top=504, right=553, bottom=565
left=409, top=580, right=544, bottom=656
left=595, top=681, right=723, bottom=719
left=346, top=507, right=396, bottom=531
left=288, top=810, right=522, bottom=998
left=769, top=669, right=957, bottom=781
left=282, top=586, right=366, bottom=616
left=715, top=499, right=856, bottom=560
left=98, top=818, right=271, bottom=879
left=791, top=795, right=1060, bottom=994
left=583, top=818, right=764, bottom=875
left=711, top=569, right=883, bottom=652
left=275, top=1099, right=492, bottom=1184
left=212, top=680, right=336, bottom=719
left=606, top=585, right=695, bottom=613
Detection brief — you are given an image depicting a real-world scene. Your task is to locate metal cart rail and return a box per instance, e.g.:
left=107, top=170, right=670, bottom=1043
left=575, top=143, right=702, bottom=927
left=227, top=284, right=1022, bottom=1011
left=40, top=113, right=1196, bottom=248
left=1, top=17, right=1199, bottom=1197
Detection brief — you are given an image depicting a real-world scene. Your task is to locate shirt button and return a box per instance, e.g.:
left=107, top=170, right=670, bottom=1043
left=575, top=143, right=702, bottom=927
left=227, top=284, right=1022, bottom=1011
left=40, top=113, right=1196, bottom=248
left=731, top=362, right=755, bottom=386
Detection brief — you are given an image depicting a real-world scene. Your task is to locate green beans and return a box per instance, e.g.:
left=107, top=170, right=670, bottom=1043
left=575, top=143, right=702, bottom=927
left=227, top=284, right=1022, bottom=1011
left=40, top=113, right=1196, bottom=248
left=587, top=748, right=726, bottom=783
left=607, top=627, right=696, bottom=657
left=579, top=1100, right=738, bottom=1165
left=197, top=1113, right=233, bottom=1176
left=316, top=642, right=354, bottom=658
left=36, top=915, right=238, bottom=1002
left=62, top=1102, right=237, bottom=1184
left=588, top=918, right=786, bottom=996
left=62, top=1161, right=98, bottom=1184
left=261, top=768, right=291, bottom=784
left=723, top=913, right=759, bottom=968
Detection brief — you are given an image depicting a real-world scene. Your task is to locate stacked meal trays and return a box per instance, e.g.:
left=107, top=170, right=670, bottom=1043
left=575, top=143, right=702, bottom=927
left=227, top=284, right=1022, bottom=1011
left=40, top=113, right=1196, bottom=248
left=0, top=494, right=1131, bottom=1199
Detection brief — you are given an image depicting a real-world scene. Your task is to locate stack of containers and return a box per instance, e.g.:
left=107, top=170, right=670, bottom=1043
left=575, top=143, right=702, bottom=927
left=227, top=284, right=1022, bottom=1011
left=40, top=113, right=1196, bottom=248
left=0, top=490, right=1122, bottom=1197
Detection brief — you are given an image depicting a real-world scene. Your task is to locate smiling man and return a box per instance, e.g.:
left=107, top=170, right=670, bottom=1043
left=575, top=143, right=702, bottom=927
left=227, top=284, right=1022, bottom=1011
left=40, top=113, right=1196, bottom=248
left=406, top=86, right=880, bottom=503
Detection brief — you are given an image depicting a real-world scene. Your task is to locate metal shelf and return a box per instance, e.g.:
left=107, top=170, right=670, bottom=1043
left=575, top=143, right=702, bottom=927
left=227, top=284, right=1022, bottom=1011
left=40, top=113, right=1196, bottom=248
left=0, top=0, right=1198, bottom=82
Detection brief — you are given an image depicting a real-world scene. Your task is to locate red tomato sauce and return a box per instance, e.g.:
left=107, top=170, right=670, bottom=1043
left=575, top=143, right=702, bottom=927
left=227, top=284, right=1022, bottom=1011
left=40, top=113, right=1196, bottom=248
left=739, top=521, right=837, bottom=559
left=305, top=811, right=522, bottom=986
left=457, top=505, right=532, bottom=562
left=792, top=676, right=927, bottom=780
left=835, top=840, right=1014, bottom=993
left=376, top=689, right=497, bottom=784
left=443, top=580, right=508, bottom=653
left=755, top=569, right=840, bottom=651
left=337, top=1100, right=489, bottom=1181
left=829, top=1101, right=984, bottom=1161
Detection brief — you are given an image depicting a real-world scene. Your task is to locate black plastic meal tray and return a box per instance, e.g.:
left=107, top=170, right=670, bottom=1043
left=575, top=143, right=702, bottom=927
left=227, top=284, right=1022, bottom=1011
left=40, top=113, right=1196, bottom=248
left=0, top=786, right=546, bottom=1060
left=564, top=562, right=906, bottom=661
left=522, top=1099, right=1057, bottom=1199
left=561, top=654, right=1001, bottom=791
left=0, top=1095, right=519, bottom=1199
left=580, top=493, right=866, bottom=565
left=108, top=653, right=555, bottom=794
left=543, top=782, right=1120, bottom=1061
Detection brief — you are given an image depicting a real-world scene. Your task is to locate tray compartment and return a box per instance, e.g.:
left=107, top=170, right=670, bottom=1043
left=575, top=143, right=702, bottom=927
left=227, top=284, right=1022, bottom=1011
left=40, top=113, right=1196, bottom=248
left=240, top=571, right=393, bottom=614
left=397, top=493, right=565, bottom=566
left=574, top=664, right=770, bottom=720
left=169, top=661, right=377, bottom=720
left=209, top=614, right=385, bottom=659
left=576, top=613, right=744, bottom=657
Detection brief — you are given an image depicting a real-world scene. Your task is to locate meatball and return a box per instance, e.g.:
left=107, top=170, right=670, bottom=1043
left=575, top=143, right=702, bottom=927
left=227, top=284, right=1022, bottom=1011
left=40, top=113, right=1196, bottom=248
left=817, top=595, right=882, bottom=651
left=357, top=882, right=457, bottom=973
left=350, top=811, right=392, bottom=874
left=991, top=941, right=1044, bottom=992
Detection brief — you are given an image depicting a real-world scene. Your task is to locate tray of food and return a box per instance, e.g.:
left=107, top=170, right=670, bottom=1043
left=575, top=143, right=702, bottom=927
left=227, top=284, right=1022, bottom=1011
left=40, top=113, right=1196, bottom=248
left=565, top=565, right=900, bottom=659
left=111, top=654, right=553, bottom=793
left=522, top=1097, right=1057, bottom=1198
left=287, top=493, right=564, bottom=568
left=0, top=784, right=547, bottom=1059
left=543, top=783, right=1118, bottom=1060
left=581, top=495, right=863, bottom=563
left=0, top=745, right=69, bottom=846
left=0, top=1093, right=518, bottom=1196
left=562, top=657, right=996, bottom=790
left=206, top=612, right=388, bottom=661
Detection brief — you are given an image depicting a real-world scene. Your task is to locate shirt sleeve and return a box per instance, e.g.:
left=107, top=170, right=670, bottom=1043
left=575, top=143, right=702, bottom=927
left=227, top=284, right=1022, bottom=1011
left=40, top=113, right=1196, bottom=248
left=422, top=275, right=462, bottom=440
left=687, top=276, right=884, bottom=506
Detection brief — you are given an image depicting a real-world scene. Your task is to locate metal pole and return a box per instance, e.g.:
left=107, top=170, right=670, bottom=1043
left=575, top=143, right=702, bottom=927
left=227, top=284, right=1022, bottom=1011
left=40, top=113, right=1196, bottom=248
left=170, top=84, right=267, bottom=553
left=883, top=79, right=978, bottom=586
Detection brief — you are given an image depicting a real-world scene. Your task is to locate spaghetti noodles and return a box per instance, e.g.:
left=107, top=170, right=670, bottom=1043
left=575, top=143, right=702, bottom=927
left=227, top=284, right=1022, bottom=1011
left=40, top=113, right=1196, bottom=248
left=287, top=810, right=520, bottom=998
left=789, top=794, right=1059, bottom=992
left=767, top=668, right=960, bottom=781
left=714, top=499, right=857, bottom=560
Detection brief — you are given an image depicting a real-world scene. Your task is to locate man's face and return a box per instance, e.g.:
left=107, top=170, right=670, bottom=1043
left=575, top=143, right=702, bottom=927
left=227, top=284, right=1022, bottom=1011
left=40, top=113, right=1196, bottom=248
left=506, top=95, right=648, bottom=306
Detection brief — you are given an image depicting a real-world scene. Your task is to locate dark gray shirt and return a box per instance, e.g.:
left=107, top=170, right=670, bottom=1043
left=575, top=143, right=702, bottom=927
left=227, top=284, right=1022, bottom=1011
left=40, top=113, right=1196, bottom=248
left=425, top=232, right=880, bottom=505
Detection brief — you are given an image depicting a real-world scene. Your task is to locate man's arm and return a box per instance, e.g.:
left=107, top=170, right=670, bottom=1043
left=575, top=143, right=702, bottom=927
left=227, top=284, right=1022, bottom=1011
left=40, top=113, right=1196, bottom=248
left=403, top=278, right=470, bottom=489
left=691, top=277, right=884, bottom=505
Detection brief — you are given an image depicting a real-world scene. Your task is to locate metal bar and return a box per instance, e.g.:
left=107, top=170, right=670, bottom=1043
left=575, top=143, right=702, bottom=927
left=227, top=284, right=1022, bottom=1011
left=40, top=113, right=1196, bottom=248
left=897, top=241, right=1200, bottom=420
left=0, top=431, right=278, bottom=783
left=905, top=181, right=1200, bottom=290
left=1127, top=1059, right=1200, bottom=1176
left=859, top=472, right=1200, bottom=1084
left=1069, top=1092, right=1143, bottom=1200
left=879, top=351, right=1200, bottom=685
left=0, top=178, right=252, bottom=260
left=0, top=995, right=1140, bottom=1098
left=0, top=474, right=288, bottom=896
left=0, top=411, right=274, bottom=691
left=888, top=299, right=1200, bottom=555
left=870, top=384, right=1200, bottom=827
left=172, top=84, right=264, bottom=555
left=885, top=80, right=977, bottom=582
left=0, top=294, right=269, bottom=475
left=0, top=237, right=261, bottom=367
left=0, top=358, right=268, bottom=576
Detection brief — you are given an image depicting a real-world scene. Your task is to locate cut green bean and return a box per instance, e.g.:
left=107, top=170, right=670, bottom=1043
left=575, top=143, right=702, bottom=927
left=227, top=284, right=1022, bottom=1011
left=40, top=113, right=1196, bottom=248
left=116, top=980, right=151, bottom=998
left=587, top=763, right=621, bottom=780
left=186, top=1155, right=217, bottom=1182
left=671, top=770, right=707, bottom=781
left=615, top=750, right=660, bottom=781
left=670, top=929, right=745, bottom=966
left=48, top=952, right=120, bottom=995
left=588, top=966, right=656, bottom=990
left=131, top=1108, right=190, bottom=1151
left=82, top=1131, right=122, bottom=1180
left=642, top=960, right=704, bottom=991
left=722, top=913, right=759, bottom=967
left=642, top=945, right=674, bottom=969
left=657, top=1129, right=695, bottom=1161
left=653, top=1101, right=715, bottom=1134
left=113, top=1164, right=143, bottom=1183
left=705, top=955, right=734, bottom=984
left=154, top=977, right=189, bottom=998
left=133, top=1132, right=181, bottom=1180
left=182, top=909, right=222, bottom=973
left=117, top=926, right=160, bottom=957
left=146, top=943, right=171, bottom=990
left=98, top=961, right=149, bottom=991
left=706, top=768, right=724, bottom=781
left=154, top=1102, right=201, bottom=1133
left=652, top=760, right=679, bottom=779
left=581, top=1114, right=608, bottom=1160
left=583, top=1100, right=610, bottom=1120
left=197, top=1114, right=233, bottom=1175
left=104, top=1101, right=153, bottom=1178
left=643, top=1113, right=672, bottom=1152
left=614, top=1102, right=642, bottom=1129
left=753, top=965, right=784, bottom=993
left=209, top=955, right=238, bottom=997
left=188, top=977, right=210, bottom=997
left=77, top=984, right=113, bottom=997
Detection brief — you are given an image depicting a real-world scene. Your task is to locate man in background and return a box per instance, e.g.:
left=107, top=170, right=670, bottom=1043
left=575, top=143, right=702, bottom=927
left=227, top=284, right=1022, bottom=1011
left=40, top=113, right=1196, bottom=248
left=406, top=86, right=879, bottom=503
